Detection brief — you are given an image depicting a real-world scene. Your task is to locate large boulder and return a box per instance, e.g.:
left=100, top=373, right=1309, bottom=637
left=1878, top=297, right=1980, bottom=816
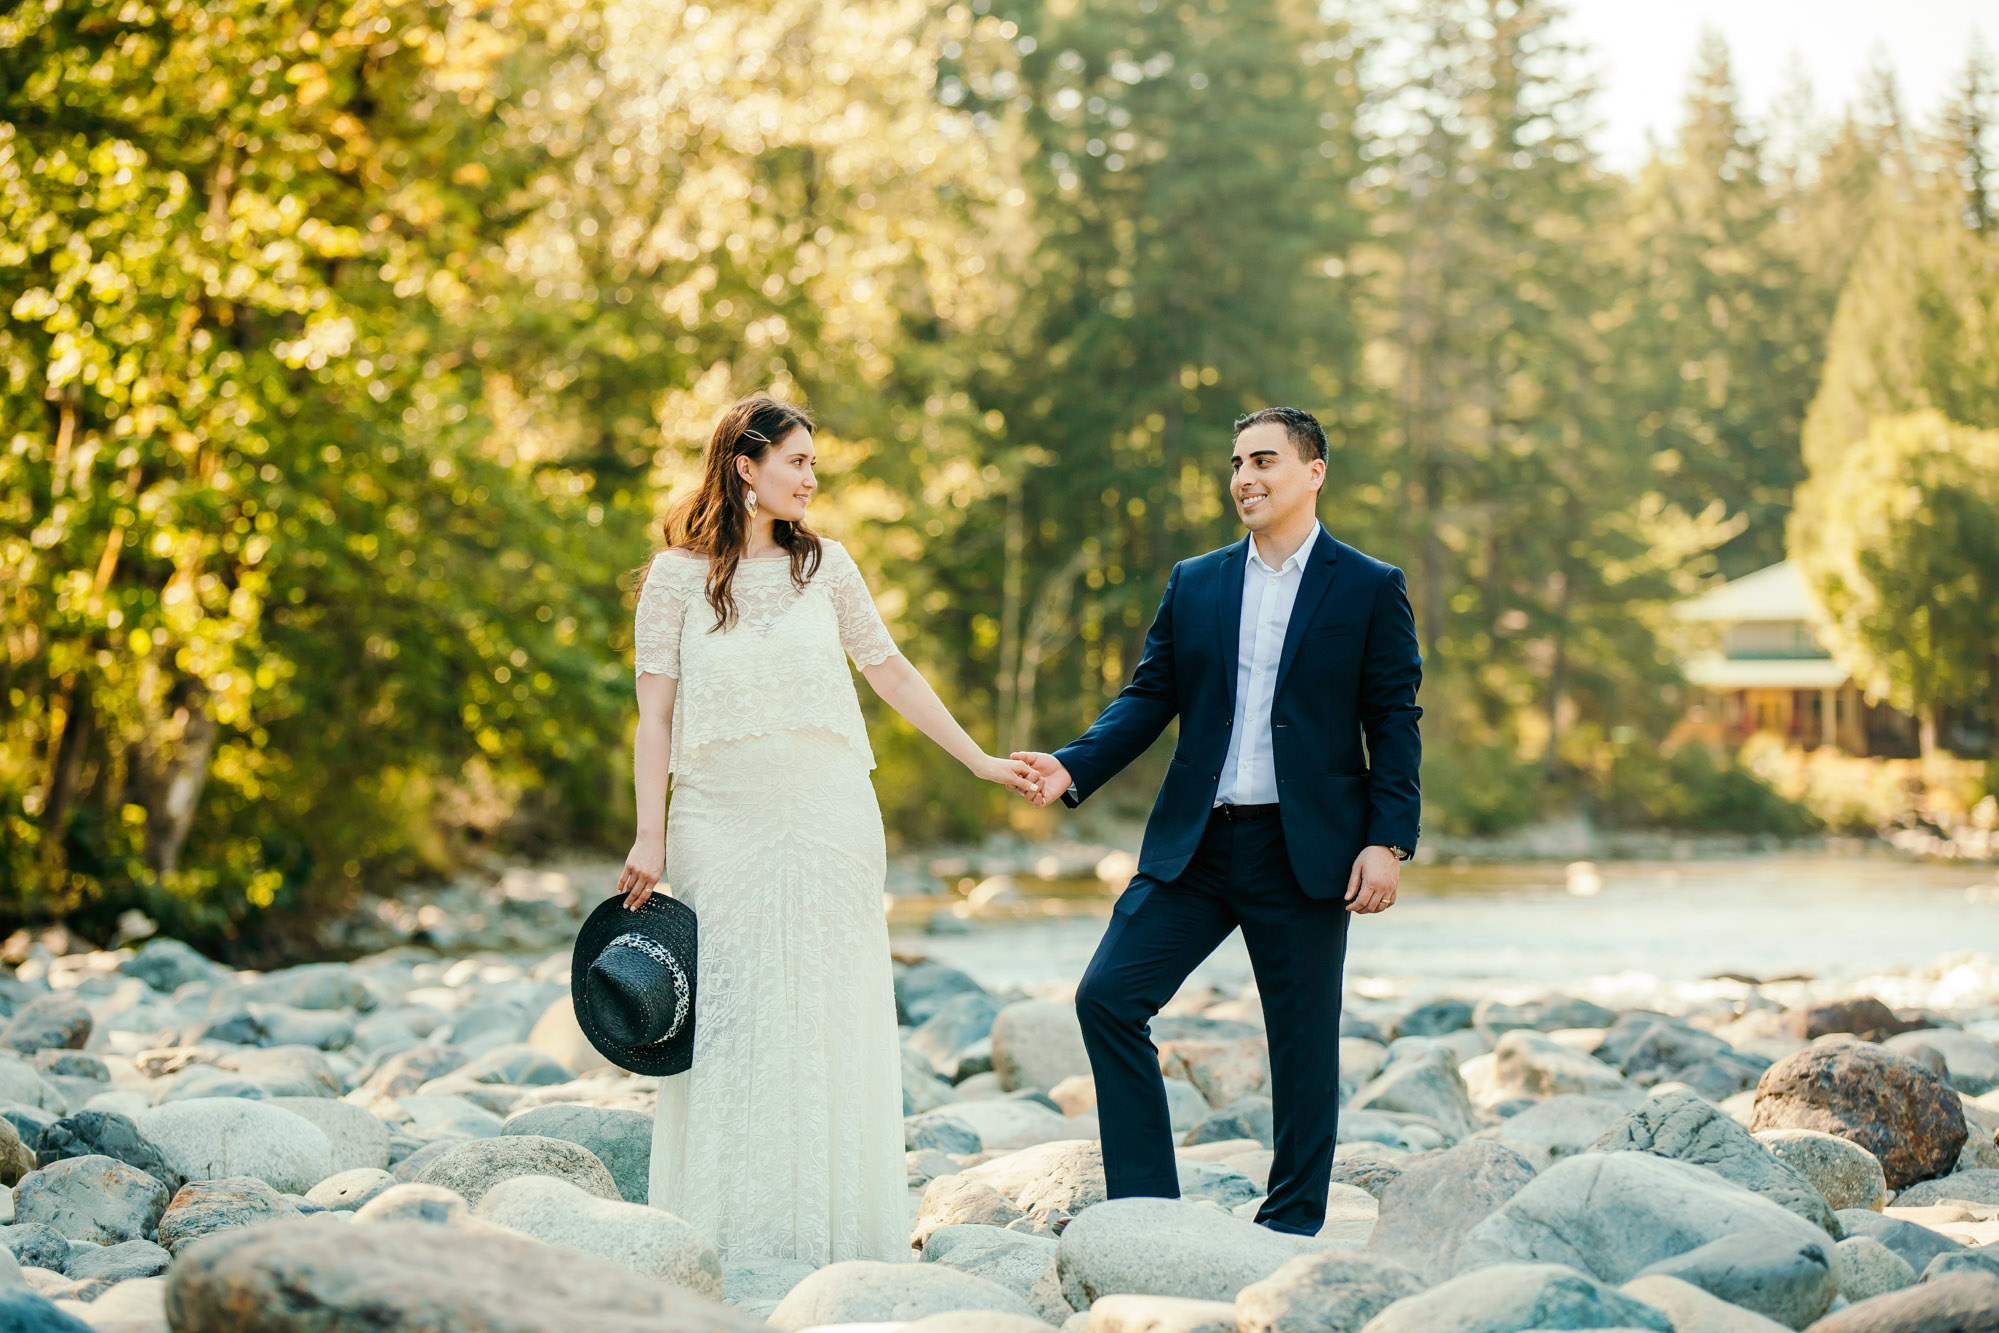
left=1753, top=1130, right=1888, bottom=1212
left=1365, top=1140, right=1538, bottom=1284
left=1747, top=1045, right=1966, bottom=1189
left=1235, top=1251, right=1424, bottom=1333
left=1590, top=1091, right=1841, bottom=1234
left=1054, top=1196, right=1335, bottom=1308
left=11, top=1155, right=170, bottom=1245
left=991, top=1001, right=1091, bottom=1093
left=261, top=1097, right=391, bottom=1175
left=1455, top=1150, right=1835, bottom=1285
left=472, top=1174, right=722, bottom=1296
left=1633, top=1228, right=1838, bottom=1329
left=162, top=1213, right=762, bottom=1332
left=129, top=1099, right=334, bottom=1195
left=766, top=1260, right=1037, bottom=1330
left=407, top=1133, right=620, bottom=1208
left=1357, top=1262, right=1673, bottom=1333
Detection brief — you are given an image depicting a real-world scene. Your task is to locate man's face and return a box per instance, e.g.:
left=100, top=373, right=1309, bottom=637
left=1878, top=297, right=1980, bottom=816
left=1230, top=422, right=1325, bottom=533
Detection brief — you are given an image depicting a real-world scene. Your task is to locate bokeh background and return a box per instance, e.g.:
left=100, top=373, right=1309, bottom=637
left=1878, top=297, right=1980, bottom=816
left=4, top=0, right=1997, bottom=963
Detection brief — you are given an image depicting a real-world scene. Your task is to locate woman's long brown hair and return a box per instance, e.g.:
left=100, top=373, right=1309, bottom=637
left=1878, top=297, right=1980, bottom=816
left=634, top=393, right=823, bottom=633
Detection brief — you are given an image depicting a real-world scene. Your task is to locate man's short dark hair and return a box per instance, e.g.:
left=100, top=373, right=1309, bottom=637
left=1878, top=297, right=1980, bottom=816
left=1232, top=406, right=1328, bottom=464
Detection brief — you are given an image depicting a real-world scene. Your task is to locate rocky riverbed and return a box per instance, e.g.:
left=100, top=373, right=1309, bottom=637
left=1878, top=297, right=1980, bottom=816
left=0, top=928, right=1995, bottom=1332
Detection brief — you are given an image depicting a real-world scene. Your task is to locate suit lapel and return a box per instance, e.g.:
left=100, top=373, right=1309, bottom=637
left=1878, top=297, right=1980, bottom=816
left=1272, top=527, right=1340, bottom=698
left=1216, top=534, right=1250, bottom=712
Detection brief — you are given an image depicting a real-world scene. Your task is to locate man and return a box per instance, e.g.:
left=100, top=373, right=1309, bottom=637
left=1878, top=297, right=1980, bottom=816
left=1012, top=406, right=1422, bottom=1237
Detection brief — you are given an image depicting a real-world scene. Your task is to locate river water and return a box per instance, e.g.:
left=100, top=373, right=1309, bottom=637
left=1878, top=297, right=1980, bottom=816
left=888, top=854, right=1999, bottom=1015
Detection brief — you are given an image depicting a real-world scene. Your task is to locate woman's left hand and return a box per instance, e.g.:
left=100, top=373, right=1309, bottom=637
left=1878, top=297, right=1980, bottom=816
left=972, top=753, right=1042, bottom=798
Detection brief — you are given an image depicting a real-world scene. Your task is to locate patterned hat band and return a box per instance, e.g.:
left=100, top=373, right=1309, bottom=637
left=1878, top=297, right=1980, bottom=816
left=605, top=931, right=691, bottom=1044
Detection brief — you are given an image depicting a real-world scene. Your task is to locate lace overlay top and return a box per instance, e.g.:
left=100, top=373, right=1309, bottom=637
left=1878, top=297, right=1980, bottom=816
left=632, top=539, right=901, bottom=774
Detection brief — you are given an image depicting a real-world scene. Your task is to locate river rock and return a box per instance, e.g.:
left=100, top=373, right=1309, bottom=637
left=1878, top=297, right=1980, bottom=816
left=162, top=1212, right=761, bottom=1332
left=920, top=1224, right=1058, bottom=1300
left=472, top=1173, right=722, bottom=1295
left=1883, top=1030, right=1999, bottom=1097
left=1394, top=999, right=1474, bottom=1038
left=262, top=1097, right=390, bottom=1174
left=1831, top=1236, right=1915, bottom=1303
left=1754, top=1130, right=1889, bottom=1212
left=129, top=1099, right=334, bottom=1195
left=0, top=1115, right=37, bottom=1186
left=360, top=1043, right=469, bottom=1096
left=1457, top=1150, right=1835, bottom=1284
left=501, top=1104, right=652, bottom=1204
left=1345, top=1044, right=1478, bottom=1142
left=3, top=1222, right=72, bottom=1271
left=1833, top=1208, right=1962, bottom=1273
left=721, top=1254, right=818, bottom=1320
left=1472, top=1094, right=1627, bottom=1170
left=767, top=1259, right=1037, bottom=1330
left=1891, top=1167, right=1999, bottom=1207
left=0, top=1055, right=69, bottom=1113
left=1236, top=1250, right=1424, bottom=1333
left=396, top=1093, right=504, bottom=1139
left=234, top=961, right=378, bottom=1013
left=1358, top=1261, right=1673, bottom=1333
left=1366, top=1140, right=1537, bottom=1283
left=1591, top=1091, right=1840, bottom=1233
left=1782, top=999, right=1921, bottom=1045
left=1633, top=1227, right=1837, bottom=1328
left=155, top=1177, right=301, bottom=1255
left=992, top=1001, right=1091, bottom=1094
left=303, top=1167, right=395, bottom=1212
left=1799, top=1270, right=1999, bottom=1332
left=1748, top=1045, right=1965, bottom=1190
left=911, top=992, right=1003, bottom=1074
left=903, top=1314, right=1055, bottom=1333
left=1618, top=1274, right=1792, bottom=1333
left=525, top=994, right=613, bottom=1077
left=33, top=1112, right=177, bottom=1190
left=906, top=1110, right=983, bottom=1156
left=1474, top=995, right=1617, bottom=1039
left=121, top=938, right=232, bottom=994
left=897, top=961, right=990, bottom=1027
left=1055, top=1196, right=1334, bottom=1308
left=12, top=1155, right=169, bottom=1245
left=3, top=995, right=93, bottom=1056
left=1158, top=1038, right=1271, bottom=1109
left=65, top=1239, right=171, bottom=1284
left=1491, top=1029, right=1630, bottom=1099
left=0, top=1289, right=98, bottom=1331
left=407, top=1133, right=619, bottom=1207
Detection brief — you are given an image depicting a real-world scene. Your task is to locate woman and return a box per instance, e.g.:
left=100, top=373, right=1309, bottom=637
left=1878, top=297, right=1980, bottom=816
left=618, top=392, right=1036, bottom=1266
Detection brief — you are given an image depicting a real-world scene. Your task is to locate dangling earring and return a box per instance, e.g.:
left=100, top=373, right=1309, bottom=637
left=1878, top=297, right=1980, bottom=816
left=743, top=483, right=758, bottom=517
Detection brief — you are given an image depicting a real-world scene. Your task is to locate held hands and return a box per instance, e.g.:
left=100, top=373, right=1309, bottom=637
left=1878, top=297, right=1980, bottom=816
left=1009, top=751, right=1072, bottom=807
left=973, top=753, right=1043, bottom=798
left=618, top=834, right=666, bottom=911
left=1346, top=845, right=1400, bottom=914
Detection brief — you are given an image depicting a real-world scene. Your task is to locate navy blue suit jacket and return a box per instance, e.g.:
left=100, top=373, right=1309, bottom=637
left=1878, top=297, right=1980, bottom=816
left=1053, top=526, right=1423, bottom=900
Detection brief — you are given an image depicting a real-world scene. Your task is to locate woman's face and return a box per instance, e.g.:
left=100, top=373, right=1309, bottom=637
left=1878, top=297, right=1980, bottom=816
left=739, top=425, right=817, bottom=523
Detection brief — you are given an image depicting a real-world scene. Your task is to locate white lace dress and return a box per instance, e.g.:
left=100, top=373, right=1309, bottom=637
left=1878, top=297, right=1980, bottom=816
left=631, top=539, right=912, bottom=1267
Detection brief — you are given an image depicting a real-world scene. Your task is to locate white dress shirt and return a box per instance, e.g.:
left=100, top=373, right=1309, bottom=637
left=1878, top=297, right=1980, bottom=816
left=1215, top=521, right=1323, bottom=806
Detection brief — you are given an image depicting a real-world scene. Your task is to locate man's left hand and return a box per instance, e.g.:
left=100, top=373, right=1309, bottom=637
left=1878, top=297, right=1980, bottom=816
left=1345, top=846, right=1401, bottom=914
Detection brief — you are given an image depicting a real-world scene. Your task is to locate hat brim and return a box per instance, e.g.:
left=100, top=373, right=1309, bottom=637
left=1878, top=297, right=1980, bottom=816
left=572, top=890, right=698, bottom=1077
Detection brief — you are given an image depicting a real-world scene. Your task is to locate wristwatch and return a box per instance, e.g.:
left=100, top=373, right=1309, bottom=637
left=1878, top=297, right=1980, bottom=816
left=1386, top=845, right=1412, bottom=862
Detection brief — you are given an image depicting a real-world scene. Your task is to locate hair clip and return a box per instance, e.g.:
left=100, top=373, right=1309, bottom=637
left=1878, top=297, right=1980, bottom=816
left=741, top=427, right=772, bottom=444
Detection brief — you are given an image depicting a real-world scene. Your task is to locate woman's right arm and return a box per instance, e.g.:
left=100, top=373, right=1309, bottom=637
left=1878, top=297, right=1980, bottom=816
left=621, top=670, right=676, bottom=909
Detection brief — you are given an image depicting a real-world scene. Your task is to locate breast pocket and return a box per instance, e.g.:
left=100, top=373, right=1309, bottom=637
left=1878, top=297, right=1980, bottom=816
left=1299, top=617, right=1359, bottom=646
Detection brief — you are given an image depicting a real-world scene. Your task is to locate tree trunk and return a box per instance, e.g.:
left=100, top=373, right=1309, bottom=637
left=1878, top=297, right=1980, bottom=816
left=134, top=684, right=221, bottom=878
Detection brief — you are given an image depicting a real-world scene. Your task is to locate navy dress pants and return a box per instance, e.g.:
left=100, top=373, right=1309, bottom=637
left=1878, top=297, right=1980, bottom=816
left=1073, top=807, right=1351, bottom=1235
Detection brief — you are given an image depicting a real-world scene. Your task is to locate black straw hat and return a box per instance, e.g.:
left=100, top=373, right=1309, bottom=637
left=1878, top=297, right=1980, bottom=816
left=572, top=890, right=698, bottom=1076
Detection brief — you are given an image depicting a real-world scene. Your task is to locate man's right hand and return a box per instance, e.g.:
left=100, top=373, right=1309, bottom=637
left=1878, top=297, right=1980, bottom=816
left=1010, top=752, right=1072, bottom=807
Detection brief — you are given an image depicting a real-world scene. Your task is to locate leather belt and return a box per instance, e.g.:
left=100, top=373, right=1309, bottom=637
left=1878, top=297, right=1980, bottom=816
left=1211, top=802, right=1280, bottom=823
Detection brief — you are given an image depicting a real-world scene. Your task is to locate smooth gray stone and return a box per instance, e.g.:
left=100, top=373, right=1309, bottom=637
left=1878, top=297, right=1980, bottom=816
left=1393, top=999, right=1474, bottom=1039
left=1921, top=1247, right=1999, bottom=1283
left=155, top=1176, right=301, bottom=1255
left=1054, top=1196, right=1338, bottom=1308
left=501, top=1104, right=652, bottom=1204
left=407, top=1133, right=619, bottom=1208
left=1834, top=1207, right=1963, bottom=1274
left=2, top=995, right=93, bottom=1057
left=1366, top=1139, right=1538, bottom=1284
left=1, top=1225, right=71, bottom=1274
left=768, top=1259, right=1037, bottom=1330
left=896, top=961, right=990, bottom=1028
left=1634, top=1228, right=1838, bottom=1329
left=1832, top=1235, right=1917, bottom=1303
left=908, top=992, right=1002, bottom=1073
left=1456, top=1150, right=1833, bottom=1285
left=1359, top=1261, right=1673, bottom=1333
left=1236, top=1250, right=1424, bottom=1333
left=119, top=939, right=231, bottom=994
left=1185, top=1096, right=1274, bottom=1150
left=1345, top=1044, right=1478, bottom=1142
left=1891, top=1167, right=1999, bottom=1207
left=921, top=1224, right=1059, bottom=1300
left=0, top=1288, right=97, bottom=1332
left=63, top=1238, right=170, bottom=1283
left=904, top=1110, right=981, bottom=1156
left=33, top=1111, right=179, bottom=1190
left=1588, top=1090, right=1840, bottom=1234
left=11, top=1155, right=169, bottom=1245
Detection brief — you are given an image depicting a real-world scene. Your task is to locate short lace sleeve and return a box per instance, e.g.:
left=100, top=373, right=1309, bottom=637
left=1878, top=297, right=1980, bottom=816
left=633, top=551, right=692, bottom=679
left=822, top=542, right=900, bottom=669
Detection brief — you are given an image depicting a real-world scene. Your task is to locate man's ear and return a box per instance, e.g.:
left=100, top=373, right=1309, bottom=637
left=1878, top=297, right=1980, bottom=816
left=1309, top=459, right=1326, bottom=492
